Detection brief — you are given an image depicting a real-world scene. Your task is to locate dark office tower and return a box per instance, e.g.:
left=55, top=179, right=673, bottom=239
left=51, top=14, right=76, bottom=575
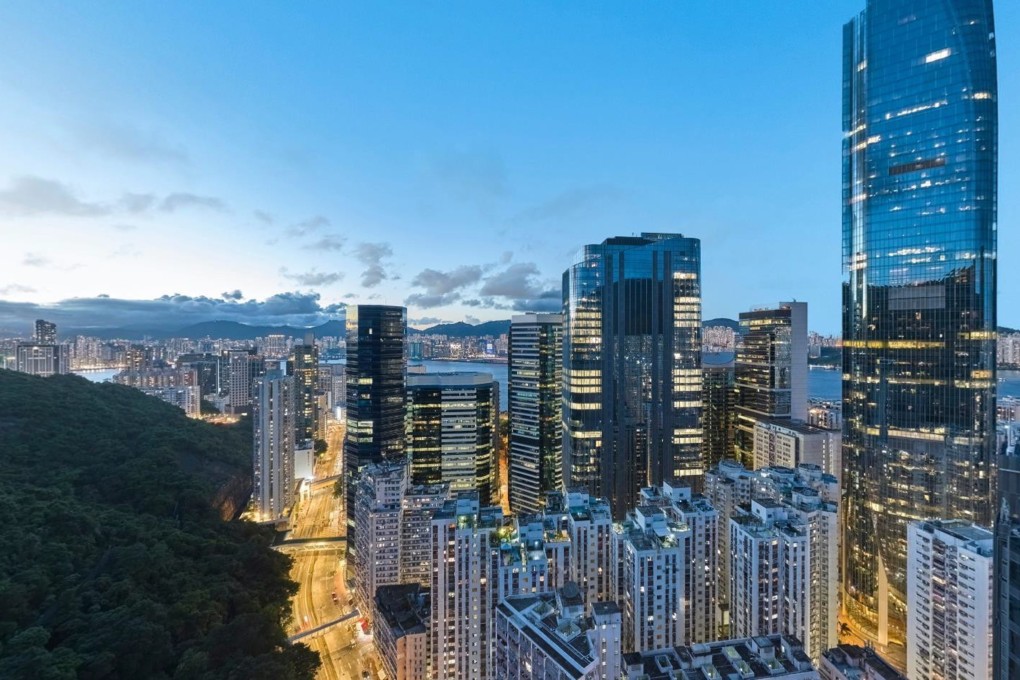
left=406, top=372, right=497, bottom=504
left=842, top=0, right=997, bottom=665
left=563, top=233, right=702, bottom=518
left=344, top=305, right=406, bottom=556
left=701, top=359, right=736, bottom=470
left=995, top=428, right=1020, bottom=680
left=733, top=302, right=808, bottom=466
left=508, top=313, right=563, bottom=514
left=288, top=333, right=319, bottom=446
left=34, top=319, right=56, bottom=344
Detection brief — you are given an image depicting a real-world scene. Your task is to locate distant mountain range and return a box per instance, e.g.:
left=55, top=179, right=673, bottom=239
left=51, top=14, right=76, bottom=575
left=61, top=320, right=346, bottom=341
left=412, top=320, right=512, bottom=337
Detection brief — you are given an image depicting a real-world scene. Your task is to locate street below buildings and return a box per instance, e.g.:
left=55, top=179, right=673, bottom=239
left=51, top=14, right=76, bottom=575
left=286, top=422, right=382, bottom=679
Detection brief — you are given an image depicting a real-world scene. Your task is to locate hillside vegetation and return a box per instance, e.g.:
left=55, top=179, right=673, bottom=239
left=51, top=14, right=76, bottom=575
left=0, top=370, right=318, bottom=680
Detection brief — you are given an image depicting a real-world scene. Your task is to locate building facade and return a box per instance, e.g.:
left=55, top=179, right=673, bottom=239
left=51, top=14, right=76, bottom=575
left=563, top=233, right=703, bottom=517
left=508, top=313, right=563, bottom=514
left=374, top=584, right=429, bottom=680
left=406, top=372, right=497, bottom=505
left=345, top=305, right=406, bottom=557
left=907, top=520, right=993, bottom=680
left=621, top=635, right=818, bottom=680
left=702, top=359, right=736, bottom=470
left=353, top=463, right=405, bottom=614
left=289, top=333, right=319, bottom=446
left=841, top=0, right=998, bottom=658
left=252, top=371, right=295, bottom=521
left=734, top=302, right=808, bottom=466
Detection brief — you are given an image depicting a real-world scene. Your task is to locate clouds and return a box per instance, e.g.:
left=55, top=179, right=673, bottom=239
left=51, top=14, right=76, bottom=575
left=288, top=215, right=330, bottom=236
left=304, top=234, right=346, bottom=251
left=353, top=242, right=393, bottom=288
left=0, top=291, right=346, bottom=331
left=280, top=267, right=345, bottom=286
left=404, top=265, right=483, bottom=308
left=159, top=192, right=226, bottom=212
left=0, top=284, right=36, bottom=296
left=0, top=175, right=227, bottom=218
left=0, top=176, right=111, bottom=217
left=70, top=121, right=189, bottom=165
left=22, top=252, right=51, bottom=267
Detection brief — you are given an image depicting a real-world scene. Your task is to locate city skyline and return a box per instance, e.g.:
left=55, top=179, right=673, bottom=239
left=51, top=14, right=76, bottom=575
left=0, top=3, right=1017, bottom=334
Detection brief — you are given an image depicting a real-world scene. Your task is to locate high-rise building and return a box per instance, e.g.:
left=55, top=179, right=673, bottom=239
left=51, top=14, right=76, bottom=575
left=353, top=462, right=405, bottom=614
left=225, top=349, right=264, bottom=414
left=734, top=302, right=808, bottom=466
left=729, top=494, right=838, bottom=663
left=702, top=359, right=736, bottom=470
left=289, top=333, right=319, bottom=446
left=508, top=313, right=563, bottom=514
left=563, top=233, right=702, bottom=517
left=34, top=319, right=57, bottom=344
left=612, top=504, right=692, bottom=653
left=399, top=482, right=450, bottom=588
left=260, top=333, right=289, bottom=360
left=374, top=583, right=429, bottom=680
left=252, top=371, right=295, bottom=521
left=752, top=419, right=840, bottom=475
left=345, top=305, right=406, bottom=557
left=14, top=343, right=69, bottom=376
left=429, top=494, right=504, bottom=680
left=140, top=386, right=201, bottom=417
left=494, top=584, right=622, bottom=680
left=842, top=0, right=998, bottom=659
left=555, top=489, right=615, bottom=605
left=907, top=520, right=993, bottom=680
left=995, top=428, right=1020, bottom=680
left=406, top=372, right=497, bottom=504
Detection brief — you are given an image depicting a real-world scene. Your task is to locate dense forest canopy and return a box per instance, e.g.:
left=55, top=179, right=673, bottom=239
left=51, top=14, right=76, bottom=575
left=0, top=370, right=318, bottom=679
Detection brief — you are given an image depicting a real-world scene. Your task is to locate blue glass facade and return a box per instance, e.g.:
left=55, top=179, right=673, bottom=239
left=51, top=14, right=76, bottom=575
left=562, top=233, right=702, bottom=517
left=841, top=0, right=997, bottom=662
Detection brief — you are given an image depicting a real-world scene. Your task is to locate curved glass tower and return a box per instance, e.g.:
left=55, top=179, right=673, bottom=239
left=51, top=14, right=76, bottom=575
left=841, top=0, right=997, bottom=663
left=562, top=233, right=702, bottom=517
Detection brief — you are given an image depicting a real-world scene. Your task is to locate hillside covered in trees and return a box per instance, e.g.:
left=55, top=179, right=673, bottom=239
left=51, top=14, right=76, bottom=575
left=0, top=370, right=318, bottom=679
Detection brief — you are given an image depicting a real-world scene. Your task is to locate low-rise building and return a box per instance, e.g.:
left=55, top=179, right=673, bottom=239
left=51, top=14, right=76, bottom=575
left=819, top=644, right=906, bottom=680
left=621, top=634, right=818, bottom=679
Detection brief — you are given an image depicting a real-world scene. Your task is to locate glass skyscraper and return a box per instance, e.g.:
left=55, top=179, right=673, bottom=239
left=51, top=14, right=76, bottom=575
left=344, top=305, right=407, bottom=557
left=562, top=233, right=702, bottom=517
left=841, top=0, right=997, bottom=664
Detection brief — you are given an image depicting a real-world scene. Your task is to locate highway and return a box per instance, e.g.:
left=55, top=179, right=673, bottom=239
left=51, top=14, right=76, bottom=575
left=287, top=422, right=383, bottom=679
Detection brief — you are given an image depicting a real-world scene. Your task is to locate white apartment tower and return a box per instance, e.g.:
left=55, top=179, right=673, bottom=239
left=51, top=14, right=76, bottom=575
left=252, top=371, right=295, bottom=521
left=353, top=462, right=406, bottom=615
left=430, top=494, right=505, bottom=680
left=560, top=490, right=615, bottom=605
left=907, top=520, right=993, bottom=680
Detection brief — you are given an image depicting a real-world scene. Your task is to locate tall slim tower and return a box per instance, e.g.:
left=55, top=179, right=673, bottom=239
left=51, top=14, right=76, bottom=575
left=253, top=370, right=295, bottom=521
left=563, top=233, right=702, bottom=517
left=842, top=0, right=997, bottom=664
left=289, top=332, right=319, bottom=446
left=508, top=313, right=563, bottom=514
left=733, top=301, right=808, bottom=467
left=34, top=319, right=57, bottom=344
left=344, top=305, right=406, bottom=556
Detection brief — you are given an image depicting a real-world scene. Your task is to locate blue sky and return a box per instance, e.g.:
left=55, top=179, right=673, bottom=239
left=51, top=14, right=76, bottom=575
left=0, top=1, right=1016, bottom=333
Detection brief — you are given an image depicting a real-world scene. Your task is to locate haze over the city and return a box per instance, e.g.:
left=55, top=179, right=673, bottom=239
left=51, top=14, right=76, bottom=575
left=1, top=1, right=1017, bottom=334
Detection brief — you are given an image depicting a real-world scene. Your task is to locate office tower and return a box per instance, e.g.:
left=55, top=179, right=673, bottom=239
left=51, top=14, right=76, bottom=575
left=399, top=482, right=450, bottom=588
left=752, top=420, right=840, bottom=474
left=406, top=372, right=497, bottom=504
left=374, top=584, right=429, bottom=680
left=345, top=305, right=406, bottom=556
left=430, top=494, right=504, bottom=680
left=252, top=371, right=295, bottom=521
left=289, top=333, right=319, bottom=445
left=622, top=635, right=817, bottom=680
left=494, top=584, right=622, bottom=680
left=734, top=302, right=808, bottom=466
left=508, top=313, right=563, bottom=514
left=729, top=496, right=837, bottom=664
left=14, top=343, right=68, bottom=376
left=557, top=489, right=615, bottom=604
left=907, top=520, right=993, bottom=680
left=702, top=359, right=736, bottom=470
left=352, top=462, right=405, bottom=614
left=612, top=504, right=693, bottom=653
left=634, top=484, right=718, bottom=643
left=34, top=319, right=56, bottom=344
left=820, top=645, right=907, bottom=680
left=842, top=1, right=998, bottom=659
left=563, top=232, right=703, bottom=517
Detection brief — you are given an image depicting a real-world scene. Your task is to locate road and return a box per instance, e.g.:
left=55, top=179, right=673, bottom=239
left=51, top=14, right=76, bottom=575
left=287, top=421, right=382, bottom=679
